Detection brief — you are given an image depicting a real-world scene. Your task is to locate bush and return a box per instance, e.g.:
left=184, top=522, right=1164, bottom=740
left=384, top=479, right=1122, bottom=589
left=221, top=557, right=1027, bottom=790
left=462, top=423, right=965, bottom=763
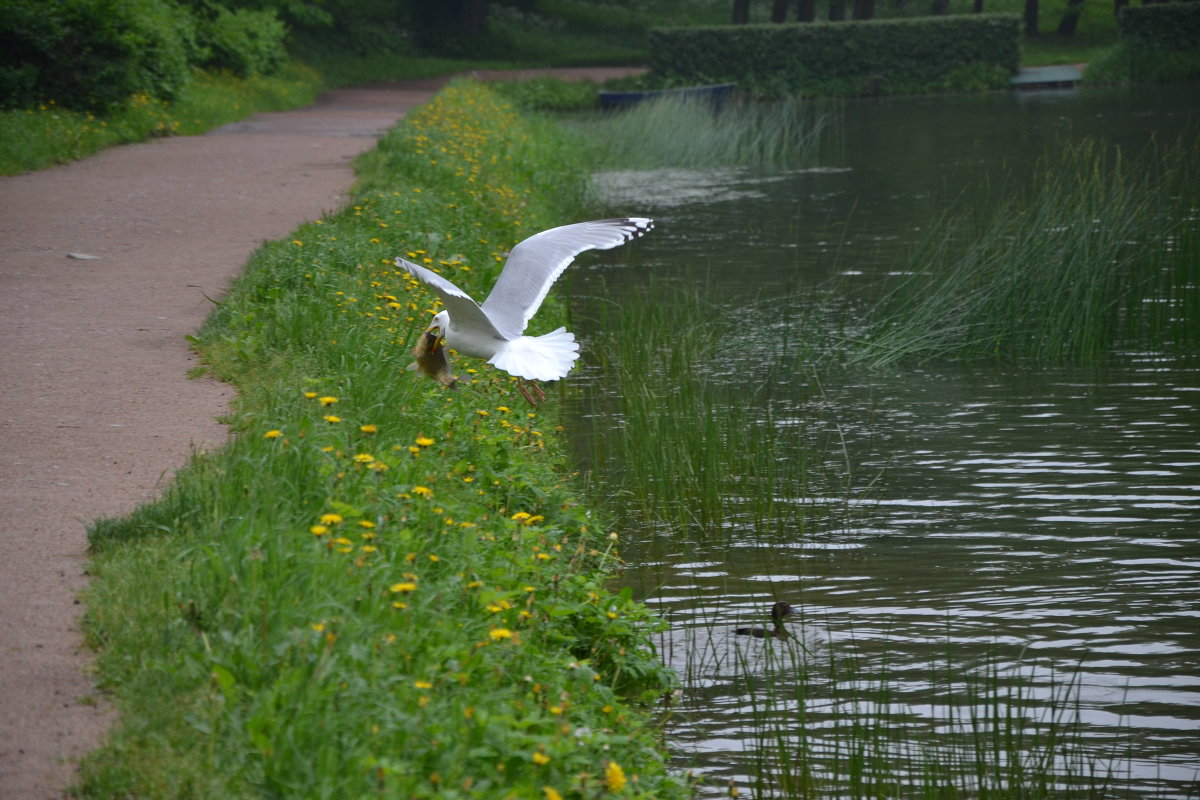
left=1118, top=0, right=1200, bottom=49
left=199, top=5, right=288, bottom=78
left=1086, top=1, right=1200, bottom=84
left=0, top=0, right=198, bottom=111
left=648, top=14, right=1021, bottom=96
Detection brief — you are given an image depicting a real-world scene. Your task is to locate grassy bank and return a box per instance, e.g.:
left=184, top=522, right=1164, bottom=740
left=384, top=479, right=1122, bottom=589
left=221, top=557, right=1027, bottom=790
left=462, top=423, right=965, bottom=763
left=0, top=66, right=323, bottom=175
left=79, top=81, right=686, bottom=799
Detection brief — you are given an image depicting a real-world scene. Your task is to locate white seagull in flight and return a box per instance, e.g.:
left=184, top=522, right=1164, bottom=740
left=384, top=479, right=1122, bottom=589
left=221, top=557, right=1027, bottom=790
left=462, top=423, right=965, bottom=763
left=396, top=218, right=653, bottom=400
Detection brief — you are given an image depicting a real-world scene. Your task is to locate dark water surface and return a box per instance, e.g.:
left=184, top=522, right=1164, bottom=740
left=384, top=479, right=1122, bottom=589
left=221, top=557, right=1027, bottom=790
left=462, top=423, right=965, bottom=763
left=567, top=85, right=1200, bottom=796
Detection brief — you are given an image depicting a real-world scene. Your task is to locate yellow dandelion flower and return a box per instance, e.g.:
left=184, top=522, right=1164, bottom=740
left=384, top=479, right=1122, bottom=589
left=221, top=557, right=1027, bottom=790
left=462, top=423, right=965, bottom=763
left=489, top=628, right=513, bottom=640
left=390, top=582, right=417, bottom=593
left=360, top=424, right=377, bottom=434
left=358, top=520, right=376, bottom=529
left=324, top=415, right=341, bottom=423
left=303, top=391, right=318, bottom=399
left=415, top=435, right=434, bottom=447
left=353, top=453, right=375, bottom=464
left=320, top=513, right=343, bottom=525
left=511, top=511, right=532, bottom=522
left=532, top=752, right=550, bottom=766
left=543, top=787, right=563, bottom=800
left=412, top=486, right=432, bottom=498
left=605, top=761, right=627, bottom=793
left=318, top=396, right=338, bottom=406
left=263, top=429, right=282, bottom=439
left=414, top=680, right=433, bottom=689
left=310, top=525, right=328, bottom=536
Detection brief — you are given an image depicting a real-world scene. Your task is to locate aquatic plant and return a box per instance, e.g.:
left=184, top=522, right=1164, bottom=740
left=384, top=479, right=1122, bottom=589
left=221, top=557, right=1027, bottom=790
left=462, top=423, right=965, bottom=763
left=853, top=137, right=1200, bottom=366
left=569, top=93, right=839, bottom=170
left=569, top=280, right=851, bottom=543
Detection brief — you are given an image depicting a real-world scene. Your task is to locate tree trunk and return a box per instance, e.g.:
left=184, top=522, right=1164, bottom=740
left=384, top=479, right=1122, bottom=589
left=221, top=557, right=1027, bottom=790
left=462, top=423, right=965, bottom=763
left=1056, top=0, right=1085, bottom=34
left=931, top=0, right=949, bottom=14
left=772, top=0, right=790, bottom=21
left=798, top=0, right=817, bottom=20
left=853, top=0, right=877, bottom=19
left=973, top=0, right=985, bottom=12
left=1024, top=0, right=1039, bottom=35
left=829, top=0, right=846, bottom=20
left=733, top=0, right=751, bottom=23
left=459, top=0, right=489, bottom=34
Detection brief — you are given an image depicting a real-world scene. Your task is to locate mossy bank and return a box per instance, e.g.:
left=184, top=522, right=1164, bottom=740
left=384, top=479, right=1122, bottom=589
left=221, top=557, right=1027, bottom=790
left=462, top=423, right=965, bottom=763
left=79, top=81, right=686, bottom=800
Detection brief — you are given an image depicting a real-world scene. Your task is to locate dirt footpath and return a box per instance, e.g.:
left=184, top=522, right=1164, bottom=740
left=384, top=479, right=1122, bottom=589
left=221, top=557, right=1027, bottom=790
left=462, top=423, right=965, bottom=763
left=0, top=67, right=641, bottom=800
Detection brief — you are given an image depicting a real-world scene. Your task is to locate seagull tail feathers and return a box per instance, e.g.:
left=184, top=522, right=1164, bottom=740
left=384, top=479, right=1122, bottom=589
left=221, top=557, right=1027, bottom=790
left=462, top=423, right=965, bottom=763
left=488, top=327, right=580, bottom=382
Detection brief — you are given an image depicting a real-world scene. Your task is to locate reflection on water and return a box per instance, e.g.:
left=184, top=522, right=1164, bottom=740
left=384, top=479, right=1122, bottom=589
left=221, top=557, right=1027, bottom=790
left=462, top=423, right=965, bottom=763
left=570, top=84, right=1200, bottom=797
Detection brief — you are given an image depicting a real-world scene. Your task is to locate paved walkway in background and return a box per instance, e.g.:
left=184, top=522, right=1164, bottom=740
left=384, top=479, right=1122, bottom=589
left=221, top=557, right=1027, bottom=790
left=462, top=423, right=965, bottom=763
left=0, top=66, right=643, bottom=800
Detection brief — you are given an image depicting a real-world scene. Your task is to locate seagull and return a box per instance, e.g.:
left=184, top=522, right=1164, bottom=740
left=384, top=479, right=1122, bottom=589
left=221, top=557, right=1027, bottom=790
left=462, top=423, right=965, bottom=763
left=396, top=218, right=653, bottom=402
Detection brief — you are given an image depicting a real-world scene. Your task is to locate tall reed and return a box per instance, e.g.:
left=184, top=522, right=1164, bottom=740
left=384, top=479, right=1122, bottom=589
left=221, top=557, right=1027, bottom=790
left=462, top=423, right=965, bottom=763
left=570, top=93, right=839, bottom=170
left=852, top=137, right=1199, bottom=367
left=569, top=281, right=850, bottom=544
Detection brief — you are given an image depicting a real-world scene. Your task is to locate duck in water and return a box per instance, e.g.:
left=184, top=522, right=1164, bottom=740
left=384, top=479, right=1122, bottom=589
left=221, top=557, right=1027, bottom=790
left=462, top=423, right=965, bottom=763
left=734, top=601, right=797, bottom=640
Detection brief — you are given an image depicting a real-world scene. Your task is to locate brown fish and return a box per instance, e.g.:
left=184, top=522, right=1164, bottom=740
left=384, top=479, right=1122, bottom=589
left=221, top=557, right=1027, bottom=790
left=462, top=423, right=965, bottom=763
left=407, top=329, right=458, bottom=390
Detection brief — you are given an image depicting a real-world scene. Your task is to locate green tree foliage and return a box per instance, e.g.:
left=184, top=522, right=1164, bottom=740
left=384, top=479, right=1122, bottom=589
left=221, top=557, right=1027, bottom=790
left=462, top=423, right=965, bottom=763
left=0, top=0, right=289, bottom=110
left=189, top=2, right=290, bottom=77
left=0, top=0, right=198, bottom=110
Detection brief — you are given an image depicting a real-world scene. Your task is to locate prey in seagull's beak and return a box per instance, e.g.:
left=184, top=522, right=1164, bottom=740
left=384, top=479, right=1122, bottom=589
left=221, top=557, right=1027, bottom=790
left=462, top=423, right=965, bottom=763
left=407, top=326, right=458, bottom=390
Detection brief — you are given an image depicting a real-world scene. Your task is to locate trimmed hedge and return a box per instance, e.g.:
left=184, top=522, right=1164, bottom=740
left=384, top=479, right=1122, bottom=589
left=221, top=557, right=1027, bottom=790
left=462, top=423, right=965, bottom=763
left=1118, top=1, right=1200, bottom=50
left=648, top=14, right=1021, bottom=96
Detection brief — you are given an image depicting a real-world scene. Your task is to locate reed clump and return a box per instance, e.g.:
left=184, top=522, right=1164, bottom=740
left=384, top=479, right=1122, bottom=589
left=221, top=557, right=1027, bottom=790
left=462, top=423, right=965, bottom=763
left=854, top=137, right=1200, bottom=367
left=571, top=283, right=843, bottom=541
left=571, top=93, right=838, bottom=170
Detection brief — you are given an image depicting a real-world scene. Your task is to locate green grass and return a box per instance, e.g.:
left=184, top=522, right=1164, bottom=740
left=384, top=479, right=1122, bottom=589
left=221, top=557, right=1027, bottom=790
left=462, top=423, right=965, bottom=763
left=852, top=137, right=1200, bottom=367
left=78, top=81, right=687, bottom=800
left=0, top=65, right=323, bottom=175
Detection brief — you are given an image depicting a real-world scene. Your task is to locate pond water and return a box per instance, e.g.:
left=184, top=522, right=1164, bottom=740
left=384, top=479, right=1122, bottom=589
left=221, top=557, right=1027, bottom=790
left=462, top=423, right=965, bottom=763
left=566, top=84, right=1200, bottom=797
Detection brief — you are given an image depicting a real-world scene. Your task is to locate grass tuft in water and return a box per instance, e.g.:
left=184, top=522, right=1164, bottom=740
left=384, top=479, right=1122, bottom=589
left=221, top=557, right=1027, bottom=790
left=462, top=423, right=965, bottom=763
left=569, top=281, right=850, bottom=542
left=570, top=93, right=839, bottom=170
left=853, top=137, right=1200, bottom=367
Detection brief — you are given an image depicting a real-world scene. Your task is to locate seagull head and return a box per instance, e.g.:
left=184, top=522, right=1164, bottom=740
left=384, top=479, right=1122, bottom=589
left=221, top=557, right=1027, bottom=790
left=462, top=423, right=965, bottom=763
left=428, top=310, right=449, bottom=334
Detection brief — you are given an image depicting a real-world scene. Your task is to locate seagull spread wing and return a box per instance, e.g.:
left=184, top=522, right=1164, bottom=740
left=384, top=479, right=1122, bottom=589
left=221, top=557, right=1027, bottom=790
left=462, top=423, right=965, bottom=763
left=481, top=218, right=654, bottom=339
left=395, top=256, right=506, bottom=340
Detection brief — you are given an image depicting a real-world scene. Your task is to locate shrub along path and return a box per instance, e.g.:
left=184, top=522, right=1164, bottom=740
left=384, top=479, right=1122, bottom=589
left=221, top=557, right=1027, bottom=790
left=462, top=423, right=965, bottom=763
left=0, top=66, right=640, bottom=800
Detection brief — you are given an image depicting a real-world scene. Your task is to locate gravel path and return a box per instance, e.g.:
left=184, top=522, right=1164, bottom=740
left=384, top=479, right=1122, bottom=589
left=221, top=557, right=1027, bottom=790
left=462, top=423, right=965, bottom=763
left=0, top=67, right=642, bottom=799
